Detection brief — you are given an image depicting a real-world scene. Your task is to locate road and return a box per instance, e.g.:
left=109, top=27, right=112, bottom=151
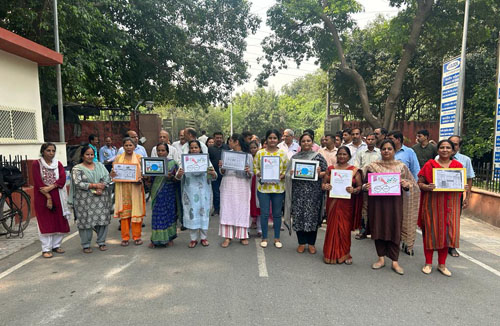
left=0, top=208, right=499, bottom=326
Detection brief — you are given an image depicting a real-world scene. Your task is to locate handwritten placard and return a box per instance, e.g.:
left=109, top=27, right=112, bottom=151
left=368, top=172, right=401, bottom=196
left=261, top=155, right=280, bottom=182
left=113, top=163, right=140, bottom=182
left=433, top=168, right=466, bottom=191
left=181, top=154, right=209, bottom=173
left=222, top=150, right=247, bottom=171
left=329, top=169, right=353, bottom=199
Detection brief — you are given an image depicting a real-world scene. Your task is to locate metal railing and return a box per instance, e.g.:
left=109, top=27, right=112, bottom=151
left=472, top=162, right=500, bottom=193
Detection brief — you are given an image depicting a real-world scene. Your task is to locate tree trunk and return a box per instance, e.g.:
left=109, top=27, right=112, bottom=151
left=382, top=0, right=434, bottom=130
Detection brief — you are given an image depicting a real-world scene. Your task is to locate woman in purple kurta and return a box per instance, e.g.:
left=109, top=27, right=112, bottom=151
left=32, top=143, right=70, bottom=258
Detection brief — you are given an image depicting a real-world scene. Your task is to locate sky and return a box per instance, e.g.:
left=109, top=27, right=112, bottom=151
left=233, top=0, right=401, bottom=95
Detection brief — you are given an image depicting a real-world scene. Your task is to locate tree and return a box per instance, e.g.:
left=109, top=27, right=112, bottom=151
left=258, top=0, right=435, bottom=130
left=0, top=0, right=260, bottom=121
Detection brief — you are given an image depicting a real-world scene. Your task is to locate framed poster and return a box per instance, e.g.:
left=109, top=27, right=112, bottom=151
left=261, top=155, right=281, bottom=183
left=368, top=172, right=401, bottom=196
left=141, top=157, right=168, bottom=176
left=291, top=159, right=319, bottom=181
left=112, top=163, right=140, bottom=182
left=329, top=169, right=353, bottom=199
left=433, top=168, right=466, bottom=191
left=222, top=150, right=247, bottom=171
left=181, top=153, right=209, bottom=173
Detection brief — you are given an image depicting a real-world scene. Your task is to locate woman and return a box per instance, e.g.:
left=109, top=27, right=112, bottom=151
left=219, top=134, right=253, bottom=247
left=253, top=129, right=288, bottom=248
left=69, top=146, right=112, bottom=253
left=112, top=137, right=146, bottom=246
left=418, top=139, right=464, bottom=277
left=249, top=140, right=261, bottom=233
left=363, top=139, right=416, bottom=275
left=150, top=143, right=181, bottom=248
left=321, top=146, right=362, bottom=264
left=206, top=137, right=215, bottom=147
left=284, top=133, right=328, bottom=254
left=32, top=143, right=70, bottom=258
left=175, top=140, right=217, bottom=248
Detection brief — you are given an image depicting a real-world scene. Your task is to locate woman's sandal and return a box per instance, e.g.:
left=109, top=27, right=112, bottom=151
left=345, top=258, right=353, bottom=265
left=42, top=251, right=53, bottom=258
left=121, top=240, right=129, bottom=247
left=201, top=239, right=209, bottom=247
left=240, top=239, right=249, bottom=246
left=188, top=240, right=198, bottom=248
left=438, top=266, right=452, bottom=277
left=148, top=243, right=156, bottom=249
left=308, top=245, right=316, bottom=254
left=134, top=239, right=143, bottom=246
left=99, top=245, right=108, bottom=251
left=260, top=240, right=268, bottom=248
left=83, top=248, right=93, bottom=254
left=422, top=265, right=432, bottom=275
left=52, top=247, right=65, bottom=254
left=449, top=248, right=460, bottom=257
left=221, top=239, right=231, bottom=248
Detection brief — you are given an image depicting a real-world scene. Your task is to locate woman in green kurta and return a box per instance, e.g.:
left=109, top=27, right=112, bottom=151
left=150, top=143, right=181, bottom=248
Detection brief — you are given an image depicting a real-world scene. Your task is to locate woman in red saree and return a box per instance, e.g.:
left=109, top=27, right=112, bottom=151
left=418, top=139, right=464, bottom=277
left=322, top=146, right=362, bottom=264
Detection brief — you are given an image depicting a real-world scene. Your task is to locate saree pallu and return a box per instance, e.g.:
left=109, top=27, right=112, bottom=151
left=323, top=166, right=362, bottom=263
left=418, top=159, right=462, bottom=249
left=113, top=153, right=146, bottom=222
left=151, top=161, right=180, bottom=245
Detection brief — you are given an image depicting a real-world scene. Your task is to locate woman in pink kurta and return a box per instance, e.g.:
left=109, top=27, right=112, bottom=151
left=219, top=134, right=253, bottom=247
left=32, top=143, right=70, bottom=258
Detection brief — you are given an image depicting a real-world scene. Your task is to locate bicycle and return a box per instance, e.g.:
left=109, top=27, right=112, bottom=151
left=0, top=176, right=31, bottom=237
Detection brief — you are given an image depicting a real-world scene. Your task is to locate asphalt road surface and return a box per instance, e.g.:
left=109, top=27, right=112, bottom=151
left=0, top=208, right=499, bottom=326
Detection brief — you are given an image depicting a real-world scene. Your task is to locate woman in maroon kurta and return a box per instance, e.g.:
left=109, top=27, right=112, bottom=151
left=32, top=143, right=70, bottom=258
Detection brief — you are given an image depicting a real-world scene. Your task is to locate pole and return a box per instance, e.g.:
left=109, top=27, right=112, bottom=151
left=454, top=0, right=470, bottom=136
left=326, top=69, right=330, bottom=120
left=493, top=32, right=500, bottom=176
left=230, top=104, right=233, bottom=135
left=53, top=0, right=64, bottom=142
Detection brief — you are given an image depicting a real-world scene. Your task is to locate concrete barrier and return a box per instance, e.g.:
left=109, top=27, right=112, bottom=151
left=465, top=187, right=500, bottom=228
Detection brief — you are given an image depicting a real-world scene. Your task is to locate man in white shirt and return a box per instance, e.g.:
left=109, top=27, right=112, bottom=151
left=198, top=130, right=208, bottom=145
left=150, top=130, right=181, bottom=163
left=172, top=129, right=186, bottom=154
left=342, top=128, right=353, bottom=145
left=346, top=128, right=366, bottom=164
left=181, top=128, right=208, bottom=153
left=117, top=130, right=148, bottom=157
left=278, top=128, right=300, bottom=159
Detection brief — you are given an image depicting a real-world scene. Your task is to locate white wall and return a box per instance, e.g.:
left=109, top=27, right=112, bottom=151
left=0, top=143, right=67, bottom=166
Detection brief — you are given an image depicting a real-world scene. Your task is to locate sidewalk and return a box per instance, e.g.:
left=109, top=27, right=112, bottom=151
left=1, top=214, right=499, bottom=261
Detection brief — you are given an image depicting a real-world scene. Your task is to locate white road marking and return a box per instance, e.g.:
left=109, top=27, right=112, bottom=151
left=0, top=231, right=79, bottom=281
left=416, top=229, right=500, bottom=277
left=255, top=238, right=268, bottom=278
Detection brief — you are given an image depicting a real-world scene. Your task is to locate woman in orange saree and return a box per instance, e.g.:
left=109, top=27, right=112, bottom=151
left=322, top=146, right=363, bottom=264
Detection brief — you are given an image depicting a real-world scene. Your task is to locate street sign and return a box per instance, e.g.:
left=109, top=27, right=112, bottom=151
left=439, top=56, right=461, bottom=140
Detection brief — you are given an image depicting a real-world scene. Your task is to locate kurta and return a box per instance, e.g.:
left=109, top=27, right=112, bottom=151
left=323, top=166, right=363, bottom=263
left=71, top=163, right=112, bottom=229
left=290, top=153, right=328, bottom=232
left=418, top=159, right=463, bottom=249
left=181, top=171, right=213, bottom=230
left=220, top=153, right=253, bottom=228
left=151, top=160, right=180, bottom=245
left=113, top=153, right=146, bottom=222
left=32, top=160, right=70, bottom=234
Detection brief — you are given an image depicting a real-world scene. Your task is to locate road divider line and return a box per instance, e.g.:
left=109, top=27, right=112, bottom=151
left=416, top=230, right=500, bottom=277
left=0, top=231, right=79, bottom=281
left=255, top=238, right=268, bottom=278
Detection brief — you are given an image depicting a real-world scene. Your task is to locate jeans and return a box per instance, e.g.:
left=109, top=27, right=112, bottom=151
left=257, top=191, right=285, bottom=240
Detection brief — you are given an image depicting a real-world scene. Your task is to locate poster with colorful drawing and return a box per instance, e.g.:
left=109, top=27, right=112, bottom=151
left=368, top=172, right=401, bottom=196
left=261, top=155, right=281, bottom=182
left=181, top=154, right=209, bottom=173
left=329, top=169, right=353, bottom=199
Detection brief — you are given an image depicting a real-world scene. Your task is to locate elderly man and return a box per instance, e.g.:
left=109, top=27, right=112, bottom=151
left=278, top=128, right=300, bottom=159
left=151, top=130, right=181, bottom=163
left=172, top=129, right=186, bottom=153
left=117, top=130, right=148, bottom=157
left=318, top=134, right=337, bottom=167
left=181, top=128, right=209, bottom=154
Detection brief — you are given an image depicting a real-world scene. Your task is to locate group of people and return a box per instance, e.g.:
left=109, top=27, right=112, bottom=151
left=32, top=125, right=474, bottom=277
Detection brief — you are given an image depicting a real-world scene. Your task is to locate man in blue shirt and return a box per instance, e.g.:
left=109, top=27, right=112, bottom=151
left=88, top=134, right=99, bottom=162
left=117, top=130, right=148, bottom=157
left=99, top=136, right=117, bottom=171
left=388, top=130, right=420, bottom=180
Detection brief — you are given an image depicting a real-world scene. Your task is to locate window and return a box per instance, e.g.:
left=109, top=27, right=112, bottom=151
left=0, top=106, right=38, bottom=142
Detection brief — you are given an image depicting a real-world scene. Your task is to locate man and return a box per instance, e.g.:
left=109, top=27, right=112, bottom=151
left=353, top=133, right=381, bottom=239
left=198, top=130, right=208, bottom=144
left=88, top=134, right=99, bottom=162
left=318, top=134, right=338, bottom=167
left=99, top=136, right=117, bottom=171
left=303, top=129, right=321, bottom=151
left=172, top=129, right=186, bottom=153
left=320, top=136, right=327, bottom=149
left=412, top=129, right=437, bottom=168
left=242, top=131, right=254, bottom=144
left=446, top=135, right=475, bottom=258
left=181, top=128, right=209, bottom=154
left=346, top=128, right=366, bottom=164
left=334, top=133, right=342, bottom=149
left=151, top=130, right=181, bottom=163
left=118, top=130, right=148, bottom=157
left=278, top=129, right=300, bottom=159
left=342, top=128, right=352, bottom=145
left=374, top=127, right=388, bottom=148
left=388, top=130, right=420, bottom=180
left=208, top=132, right=229, bottom=215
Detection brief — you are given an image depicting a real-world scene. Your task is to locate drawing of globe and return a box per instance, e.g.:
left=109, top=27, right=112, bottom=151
left=301, top=168, right=309, bottom=175
left=151, top=164, right=159, bottom=171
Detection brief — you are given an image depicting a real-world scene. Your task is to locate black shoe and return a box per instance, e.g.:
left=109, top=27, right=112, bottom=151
left=448, top=248, right=460, bottom=257
left=180, top=226, right=187, bottom=231
left=142, top=223, right=145, bottom=228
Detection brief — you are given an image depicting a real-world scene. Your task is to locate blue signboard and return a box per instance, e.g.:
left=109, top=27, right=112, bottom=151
left=439, top=56, right=461, bottom=139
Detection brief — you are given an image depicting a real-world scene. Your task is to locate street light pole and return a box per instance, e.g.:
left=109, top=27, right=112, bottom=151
left=454, top=0, right=470, bottom=136
left=53, top=0, right=64, bottom=142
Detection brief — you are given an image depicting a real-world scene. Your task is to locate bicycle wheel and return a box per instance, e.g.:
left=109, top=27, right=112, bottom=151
left=1, top=189, right=31, bottom=234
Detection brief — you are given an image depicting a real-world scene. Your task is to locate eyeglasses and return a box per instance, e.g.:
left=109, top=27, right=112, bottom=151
left=374, top=133, right=380, bottom=136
